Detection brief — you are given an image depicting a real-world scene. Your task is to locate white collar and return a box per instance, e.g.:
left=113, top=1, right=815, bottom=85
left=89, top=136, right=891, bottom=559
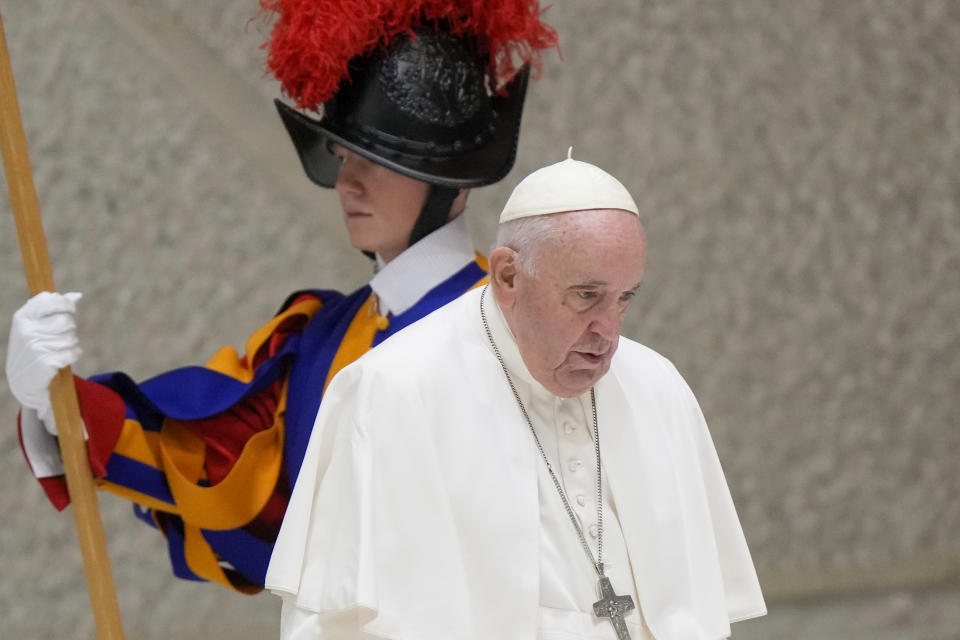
left=370, top=213, right=476, bottom=316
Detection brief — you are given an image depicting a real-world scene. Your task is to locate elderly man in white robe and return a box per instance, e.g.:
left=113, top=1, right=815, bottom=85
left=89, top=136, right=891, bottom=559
left=266, top=152, right=767, bottom=640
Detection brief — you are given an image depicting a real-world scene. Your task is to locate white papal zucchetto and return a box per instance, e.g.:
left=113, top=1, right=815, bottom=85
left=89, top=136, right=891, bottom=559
left=498, top=147, right=640, bottom=223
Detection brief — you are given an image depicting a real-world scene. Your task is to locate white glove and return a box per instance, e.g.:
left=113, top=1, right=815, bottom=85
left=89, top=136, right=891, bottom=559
left=6, top=291, right=83, bottom=435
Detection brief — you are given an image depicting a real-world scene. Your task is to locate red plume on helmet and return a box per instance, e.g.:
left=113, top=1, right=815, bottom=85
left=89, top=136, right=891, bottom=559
left=259, top=0, right=558, bottom=111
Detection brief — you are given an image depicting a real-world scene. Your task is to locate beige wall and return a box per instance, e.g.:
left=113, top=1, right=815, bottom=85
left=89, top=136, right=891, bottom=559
left=1, top=1, right=957, bottom=637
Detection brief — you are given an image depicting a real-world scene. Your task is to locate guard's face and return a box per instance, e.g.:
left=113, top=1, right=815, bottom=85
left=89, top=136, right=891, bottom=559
left=509, top=210, right=646, bottom=397
left=333, top=146, right=429, bottom=262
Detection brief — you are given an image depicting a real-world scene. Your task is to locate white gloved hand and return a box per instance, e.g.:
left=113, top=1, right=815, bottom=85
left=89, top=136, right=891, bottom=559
left=6, top=291, right=83, bottom=435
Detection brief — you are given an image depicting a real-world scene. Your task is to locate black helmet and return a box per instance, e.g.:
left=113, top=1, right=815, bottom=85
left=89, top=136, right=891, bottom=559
left=275, top=27, right=530, bottom=191
left=261, top=1, right=556, bottom=248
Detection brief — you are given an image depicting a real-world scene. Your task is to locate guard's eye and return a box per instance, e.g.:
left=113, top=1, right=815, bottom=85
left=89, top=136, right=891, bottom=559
left=327, top=141, right=347, bottom=165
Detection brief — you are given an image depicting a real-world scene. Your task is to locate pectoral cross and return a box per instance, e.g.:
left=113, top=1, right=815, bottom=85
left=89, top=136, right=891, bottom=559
left=593, top=574, right=635, bottom=640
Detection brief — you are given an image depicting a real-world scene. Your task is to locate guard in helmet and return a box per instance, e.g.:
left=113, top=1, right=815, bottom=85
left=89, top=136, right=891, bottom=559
left=6, top=1, right=555, bottom=593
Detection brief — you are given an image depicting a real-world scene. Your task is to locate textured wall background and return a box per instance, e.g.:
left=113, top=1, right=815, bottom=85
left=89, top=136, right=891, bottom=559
left=1, top=1, right=958, bottom=638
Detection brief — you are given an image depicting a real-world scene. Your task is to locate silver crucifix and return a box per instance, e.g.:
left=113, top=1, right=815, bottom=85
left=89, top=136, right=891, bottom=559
left=593, top=574, right=635, bottom=640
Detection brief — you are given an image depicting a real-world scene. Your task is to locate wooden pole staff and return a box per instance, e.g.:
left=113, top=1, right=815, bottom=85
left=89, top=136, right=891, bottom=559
left=0, top=11, right=125, bottom=640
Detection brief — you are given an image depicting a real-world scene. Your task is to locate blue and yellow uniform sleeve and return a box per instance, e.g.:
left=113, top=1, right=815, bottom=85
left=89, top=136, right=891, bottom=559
left=25, top=257, right=489, bottom=593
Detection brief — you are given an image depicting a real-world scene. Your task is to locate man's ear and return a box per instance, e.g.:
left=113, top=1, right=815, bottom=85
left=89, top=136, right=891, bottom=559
left=489, top=247, right=519, bottom=308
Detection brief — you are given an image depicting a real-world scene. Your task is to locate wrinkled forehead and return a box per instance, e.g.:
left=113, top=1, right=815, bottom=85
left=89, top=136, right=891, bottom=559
left=547, top=208, right=645, bottom=247
left=539, top=210, right=646, bottom=278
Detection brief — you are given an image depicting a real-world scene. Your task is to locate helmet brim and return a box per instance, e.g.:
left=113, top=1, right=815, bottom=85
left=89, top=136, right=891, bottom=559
left=275, top=66, right=530, bottom=190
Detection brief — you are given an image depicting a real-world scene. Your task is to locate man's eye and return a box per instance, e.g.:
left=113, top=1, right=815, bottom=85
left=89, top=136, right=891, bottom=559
left=577, top=291, right=598, bottom=300
left=620, top=291, right=636, bottom=303
left=327, top=142, right=347, bottom=165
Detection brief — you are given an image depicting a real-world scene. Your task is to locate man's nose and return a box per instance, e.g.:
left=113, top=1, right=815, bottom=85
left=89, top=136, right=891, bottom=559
left=589, top=303, right=622, bottom=341
left=334, top=156, right=364, bottom=196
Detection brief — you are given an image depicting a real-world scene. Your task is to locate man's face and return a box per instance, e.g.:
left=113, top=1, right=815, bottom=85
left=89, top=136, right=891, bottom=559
left=502, top=209, right=646, bottom=397
left=333, top=146, right=429, bottom=263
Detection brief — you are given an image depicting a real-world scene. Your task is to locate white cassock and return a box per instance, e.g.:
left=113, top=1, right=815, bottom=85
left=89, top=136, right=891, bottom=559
left=266, top=286, right=766, bottom=640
